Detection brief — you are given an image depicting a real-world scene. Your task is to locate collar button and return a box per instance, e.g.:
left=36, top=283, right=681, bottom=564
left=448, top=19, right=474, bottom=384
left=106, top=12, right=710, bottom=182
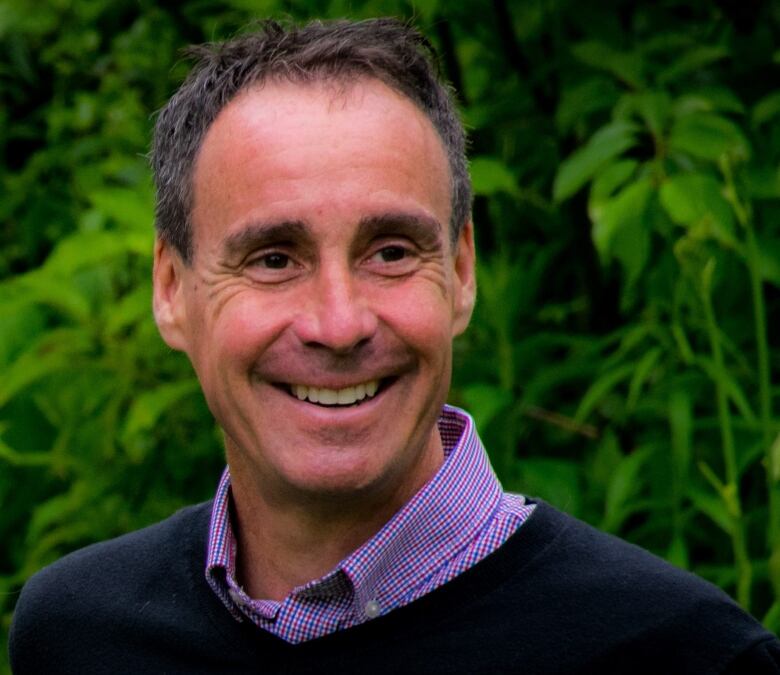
left=228, top=588, right=244, bottom=607
left=364, top=599, right=381, bottom=619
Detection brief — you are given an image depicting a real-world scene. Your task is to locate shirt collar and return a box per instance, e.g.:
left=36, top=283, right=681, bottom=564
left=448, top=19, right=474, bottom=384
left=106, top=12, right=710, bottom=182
left=205, top=404, right=503, bottom=621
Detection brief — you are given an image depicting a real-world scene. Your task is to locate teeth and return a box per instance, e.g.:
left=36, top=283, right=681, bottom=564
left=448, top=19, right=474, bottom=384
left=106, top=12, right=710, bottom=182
left=319, top=389, right=338, bottom=405
left=291, top=380, right=381, bottom=406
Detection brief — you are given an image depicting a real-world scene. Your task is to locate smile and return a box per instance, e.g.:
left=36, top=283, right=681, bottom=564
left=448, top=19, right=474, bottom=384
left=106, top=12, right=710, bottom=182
left=287, top=380, right=383, bottom=406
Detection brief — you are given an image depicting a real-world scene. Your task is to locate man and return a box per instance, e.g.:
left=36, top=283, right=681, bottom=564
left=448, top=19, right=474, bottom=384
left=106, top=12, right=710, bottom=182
left=9, top=18, right=780, bottom=674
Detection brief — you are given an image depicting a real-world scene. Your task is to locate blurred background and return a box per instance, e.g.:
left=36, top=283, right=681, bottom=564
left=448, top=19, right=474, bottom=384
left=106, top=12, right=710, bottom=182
left=2, top=0, right=780, bottom=664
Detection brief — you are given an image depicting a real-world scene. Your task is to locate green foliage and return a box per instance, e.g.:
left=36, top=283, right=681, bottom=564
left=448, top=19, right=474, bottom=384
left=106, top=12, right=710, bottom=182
left=3, top=0, right=780, bottom=667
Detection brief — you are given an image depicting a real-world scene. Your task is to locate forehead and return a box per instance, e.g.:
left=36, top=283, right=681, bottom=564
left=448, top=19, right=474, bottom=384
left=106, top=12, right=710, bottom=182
left=189, top=77, right=452, bottom=251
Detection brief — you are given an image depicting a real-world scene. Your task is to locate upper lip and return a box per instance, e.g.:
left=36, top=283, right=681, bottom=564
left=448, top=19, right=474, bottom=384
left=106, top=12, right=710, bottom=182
left=255, top=355, right=415, bottom=390
left=276, top=377, right=385, bottom=389
left=262, top=367, right=407, bottom=390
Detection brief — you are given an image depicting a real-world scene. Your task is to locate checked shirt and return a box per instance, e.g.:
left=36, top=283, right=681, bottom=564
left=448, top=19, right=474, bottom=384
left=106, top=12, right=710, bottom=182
left=205, top=405, right=535, bottom=644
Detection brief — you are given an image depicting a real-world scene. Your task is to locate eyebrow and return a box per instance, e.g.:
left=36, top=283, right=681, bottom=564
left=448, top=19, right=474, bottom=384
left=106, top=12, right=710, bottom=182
left=220, top=211, right=444, bottom=261
left=355, top=212, right=444, bottom=249
left=221, top=220, right=310, bottom=260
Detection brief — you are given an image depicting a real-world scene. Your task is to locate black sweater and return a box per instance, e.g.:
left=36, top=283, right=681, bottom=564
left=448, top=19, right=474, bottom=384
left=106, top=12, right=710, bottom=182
left=9, top=500, right=780, bottom=674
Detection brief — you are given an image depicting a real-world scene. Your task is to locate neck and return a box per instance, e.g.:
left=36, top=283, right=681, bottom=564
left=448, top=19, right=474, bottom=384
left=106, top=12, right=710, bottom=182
left=226, top=436, right=443, bottom=601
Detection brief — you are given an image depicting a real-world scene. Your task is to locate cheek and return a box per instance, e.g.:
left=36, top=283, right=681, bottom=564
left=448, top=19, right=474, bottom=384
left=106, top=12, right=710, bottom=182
left=217, top=298, right=288, bottom=366
left=379, top=289, right=454, bottom=362
left=189, top=289, right=288, bottom=381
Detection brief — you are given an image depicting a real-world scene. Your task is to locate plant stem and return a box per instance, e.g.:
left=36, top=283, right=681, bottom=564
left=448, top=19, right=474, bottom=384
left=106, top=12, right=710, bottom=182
left=744, top=222, right=780, bottom=546
left=700, top=261, right=753, bottom=609
left=498, top=323, right=516, bottom=478
left=721, top=160, right=771, bottom=450
left=721, top=158, right=780, bottom=606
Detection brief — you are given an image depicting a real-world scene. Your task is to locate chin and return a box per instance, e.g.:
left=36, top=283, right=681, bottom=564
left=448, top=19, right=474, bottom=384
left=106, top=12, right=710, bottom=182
left=282, top=454, right=408, bottom=504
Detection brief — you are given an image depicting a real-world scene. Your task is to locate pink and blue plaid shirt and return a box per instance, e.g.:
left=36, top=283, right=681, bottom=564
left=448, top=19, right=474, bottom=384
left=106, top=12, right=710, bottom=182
left=205, top=404, right=535, bottom=644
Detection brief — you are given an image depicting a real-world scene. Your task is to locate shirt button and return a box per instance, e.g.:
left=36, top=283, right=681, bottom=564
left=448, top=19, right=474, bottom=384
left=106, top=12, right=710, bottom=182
left=364, top=599, right=381, bottom=619
left=228, top=588, right=244, bottom=607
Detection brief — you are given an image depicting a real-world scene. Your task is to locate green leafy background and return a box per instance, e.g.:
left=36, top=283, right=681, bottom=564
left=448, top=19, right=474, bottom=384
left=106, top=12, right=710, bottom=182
left=3, top=0, right=780, bottom=666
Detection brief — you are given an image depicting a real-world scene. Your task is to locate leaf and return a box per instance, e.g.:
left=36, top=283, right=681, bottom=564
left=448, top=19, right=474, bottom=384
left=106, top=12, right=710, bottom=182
left=555, top=77, right=620, bottom=133
left=223, top=0, right=282, bottom=12
left=672, top=86, right=745, bottom=118
left=770, top=550, right=780, bottom=604
left=589, top=176, right=652, bottom=285
left=26, top=482, right=92, bottom=542
left=631, top=90, right=671, bottom=137
left=668, top=390, right=692, bottom=484
left=758, top=237, right=780, bottom=286
left=517, top=458, right=582, bottom=516
left=666, top=532, right=689, bottom=570
left=744, top=164, right=780, bottom=200
left=0, top=328, right=93, bottom=407
left=626, top=346, right=663, bottom=410
left=695, top=356, right=758, bottom=425
left=469, top=157, right=517, bottom=197
left=602, top=446, right=653, bottom=533
left=770, top=433, right=780, bottom=484
left=575, top=362, right=636, bottom=423
left=589, top=428, right=623, bottom=491
left=26, top=521, right=96, bottom=569
left=88, top=185, right=154, bottom=231
left=459, top=384, right=513, bottom=431
left=668, top=112, right=750, bottom=162
left=121, top=379, right=202, bottom=461
left=590, top=159, right=639, bottom=202
left=105, top=282, right=153, bottom=336
left=752, top=91, right=780, bottom=127
left=671, top=322, right=695, bottom=364
left=553, top=120, right=638, bottom=202
left=763, top=601, right=780, bottom=636
left=0, top=424, right=51, bottom=467
left=477, top=251, right=549, bottom=332
left=43, top=230, right=151, bottom=275
left=689, top=485, right=732, bottom=535
left=7, top=270, right=91, bottom=322
left=571, top=41, right=644, bottom=88
left=659, top=173, right=736, bottom=246
left=406, top=0, right=440, bottom=20
left=0, top=301, right=46, bottom=366
left=658, top=45, right=729, bottom=85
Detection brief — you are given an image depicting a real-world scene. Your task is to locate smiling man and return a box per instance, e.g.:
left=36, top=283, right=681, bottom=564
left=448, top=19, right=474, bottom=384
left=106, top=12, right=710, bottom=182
left=9, top=18, right=780, bottom=675
left=156, top=67, right=476, bottom=608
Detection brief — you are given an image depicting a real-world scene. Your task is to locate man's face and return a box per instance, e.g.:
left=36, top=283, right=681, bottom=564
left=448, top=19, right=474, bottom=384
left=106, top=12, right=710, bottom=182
left=154, top=78, right=475, bottom=508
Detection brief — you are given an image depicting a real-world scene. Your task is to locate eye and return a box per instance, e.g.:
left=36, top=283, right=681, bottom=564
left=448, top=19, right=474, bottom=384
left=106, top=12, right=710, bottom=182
left=243, top=250, right=302, bottom=284
left=365, top=242, right=419, bottom=277
left=376, top=246, right=407, bottom=262
left=260, top=253, right=290, bottom=269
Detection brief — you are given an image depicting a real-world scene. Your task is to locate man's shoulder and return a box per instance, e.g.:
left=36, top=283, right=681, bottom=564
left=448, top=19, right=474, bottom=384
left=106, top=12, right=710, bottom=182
left=507, top=500, right=747, bottom=615
left=514, top=499, right=728, bottom=590
left=489, top=500, right=779, bottom=672
left=9, top=501, right=217, bottom=673
left=18, top=500, right=212, bottom=597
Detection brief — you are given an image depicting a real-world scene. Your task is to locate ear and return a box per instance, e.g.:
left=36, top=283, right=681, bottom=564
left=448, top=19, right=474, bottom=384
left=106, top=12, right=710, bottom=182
left=152, top=237, right=189, bottom=352
left=452, top=220, right=476, bottom=337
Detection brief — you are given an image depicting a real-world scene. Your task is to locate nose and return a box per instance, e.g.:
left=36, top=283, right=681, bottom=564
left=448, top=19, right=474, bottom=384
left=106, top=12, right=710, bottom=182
left=293, top=262, right=378, bottom=353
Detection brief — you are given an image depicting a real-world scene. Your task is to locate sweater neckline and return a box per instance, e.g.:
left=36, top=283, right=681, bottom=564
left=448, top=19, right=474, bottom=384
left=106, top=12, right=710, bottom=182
left=188, top=498, right=572, bottom=655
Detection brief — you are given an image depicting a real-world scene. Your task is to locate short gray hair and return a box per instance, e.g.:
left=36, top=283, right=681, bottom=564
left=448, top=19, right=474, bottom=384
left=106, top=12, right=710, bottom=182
left=150, top=18, right=471, bottom=262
